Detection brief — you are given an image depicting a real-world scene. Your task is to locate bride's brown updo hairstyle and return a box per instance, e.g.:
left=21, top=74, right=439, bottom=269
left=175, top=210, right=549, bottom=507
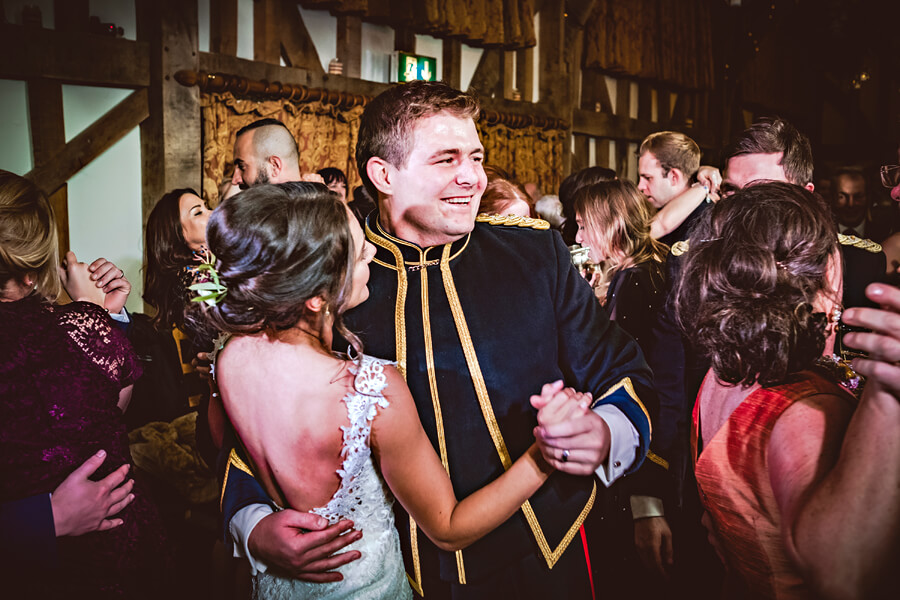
left=674, top=182, right=839, bottom=387
left=197, top=182, right=360, bottom=351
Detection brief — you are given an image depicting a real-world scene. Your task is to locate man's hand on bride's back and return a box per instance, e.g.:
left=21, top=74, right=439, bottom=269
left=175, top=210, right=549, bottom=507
left=248, top=510, right=363, bottom=581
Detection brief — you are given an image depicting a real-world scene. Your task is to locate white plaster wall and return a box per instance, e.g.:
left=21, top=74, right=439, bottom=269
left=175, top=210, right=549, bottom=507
left=62, top=85, right=144, bottom=313
left=0, top=80, right=143, bottom=312
left=198, top=0, right=210, bottom=52
left=3, top=1, right=135, bottom=39
left=0, top=79, right=33, bottom=175
left=297, top=5, right=336, bottom=72
left=361, top=22, right=394, bottom=83
left=88, top=0, right=136, bottom=40
left=237, top=0, right=254, bottom=60
left=3, top=0, right=54, bottom=27
left=460, top=43, right=484, bottom=92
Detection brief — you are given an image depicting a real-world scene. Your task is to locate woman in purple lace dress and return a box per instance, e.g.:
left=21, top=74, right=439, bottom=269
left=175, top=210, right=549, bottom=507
left=0, top=171, right=168, bottom=598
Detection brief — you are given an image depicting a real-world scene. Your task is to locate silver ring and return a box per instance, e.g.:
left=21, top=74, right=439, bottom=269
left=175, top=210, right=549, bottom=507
left=118, top=269, right=124, bottom=278
left=561, top=449, right=570, bottom=463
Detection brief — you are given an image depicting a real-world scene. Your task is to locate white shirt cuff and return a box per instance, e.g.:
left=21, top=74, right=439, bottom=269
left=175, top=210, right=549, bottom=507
left=108, top=308, right=129, bottom=323
left=230, top=504, right=275, bottom=575
left=630, top=495, right=665, bottom=519
left=592, top=404, right=639, bottom=487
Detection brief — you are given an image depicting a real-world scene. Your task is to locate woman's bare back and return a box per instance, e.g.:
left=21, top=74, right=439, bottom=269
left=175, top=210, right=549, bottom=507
left=216, top=331, right=356, bottom=511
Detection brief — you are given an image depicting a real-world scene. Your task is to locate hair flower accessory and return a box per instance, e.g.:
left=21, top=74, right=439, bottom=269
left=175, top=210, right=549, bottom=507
left=188, top=249, right=227, bottom=306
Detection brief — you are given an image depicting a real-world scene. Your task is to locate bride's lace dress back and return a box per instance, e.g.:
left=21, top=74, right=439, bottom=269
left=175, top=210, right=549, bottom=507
left=253, top=354, right=412, bottom=600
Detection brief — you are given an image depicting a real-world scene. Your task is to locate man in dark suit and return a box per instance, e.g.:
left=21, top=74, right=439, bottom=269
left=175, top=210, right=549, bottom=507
left=829, top=167, right=894, bottom=244
left=219, top=81, right=654, bottom=599
left=721, top=117, right=885, bottom=309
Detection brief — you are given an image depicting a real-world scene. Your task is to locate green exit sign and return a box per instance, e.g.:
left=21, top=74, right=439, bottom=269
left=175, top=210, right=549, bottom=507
left=391, top=52, right=437, bottom=83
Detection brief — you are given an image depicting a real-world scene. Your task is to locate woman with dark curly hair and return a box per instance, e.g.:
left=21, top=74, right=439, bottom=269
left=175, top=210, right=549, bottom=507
left=675, top=182, right=897, bottom=598
left=141, top=188, right=219, bottom=459
left=143, top=188, right=211, bottom=333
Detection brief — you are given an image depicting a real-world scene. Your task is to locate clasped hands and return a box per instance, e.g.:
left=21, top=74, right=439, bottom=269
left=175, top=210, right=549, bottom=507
left=58, top=251, right=130, bottom=314
left=530, top=380, right=611, bottom=475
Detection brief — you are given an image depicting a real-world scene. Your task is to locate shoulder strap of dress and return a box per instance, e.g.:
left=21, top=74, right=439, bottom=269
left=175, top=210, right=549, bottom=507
left=352, top=354, right=392, bottom=398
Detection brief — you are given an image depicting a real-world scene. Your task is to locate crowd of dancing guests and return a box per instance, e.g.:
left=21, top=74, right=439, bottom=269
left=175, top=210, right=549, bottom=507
left=2, top=80, right=899, bottom=600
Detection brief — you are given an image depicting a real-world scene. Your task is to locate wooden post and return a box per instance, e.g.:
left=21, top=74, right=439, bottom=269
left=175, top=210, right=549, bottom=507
left=209, top=0, right=237, bottom=55
left=27, top=78, right=69, bottom=255
left=572, top=134, right=590, bottom=171
left=253, top=0, right=280, bottom=64
left=136, top=0, right=201, bottom=224
left=336, top=15, right=362, bottom=79
left=658, top=86, right=671, bottom=126
left=638, top=82, right=652, bottom=122
left=503, top=50, right=515, bottom=100
left=54, top=0, right=88, bottom=33
left=395, top=26, right=415, bottom=53
left=538, top=3, right=566, bottom=112
left=280, top=0, right=324, bottom=73
left=581, top=70, right=612, bottom=112
left=515, top=46, right=534, bottom=103
left=443, top=37, right=462, bottom=89
left=614, top=138, right=630, bottom=179
left=595, top=137, right=611, bottom=169
left=468, top=48, right=503, bottom=99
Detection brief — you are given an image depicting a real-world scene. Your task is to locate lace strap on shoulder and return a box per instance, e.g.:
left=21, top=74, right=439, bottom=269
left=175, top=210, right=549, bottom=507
left=342, top=355, right=391, bottom=436
left=351, top=354, right=393, bottom=398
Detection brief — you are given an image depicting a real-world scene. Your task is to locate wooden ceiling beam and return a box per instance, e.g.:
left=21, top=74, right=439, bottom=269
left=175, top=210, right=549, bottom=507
left=0, top=24, right=149, bottom=87
left=572, top=108, right=714, bottom=147
left=280, top=0, right=324, bottom=73
left=25, top=89, right=150, bottom=197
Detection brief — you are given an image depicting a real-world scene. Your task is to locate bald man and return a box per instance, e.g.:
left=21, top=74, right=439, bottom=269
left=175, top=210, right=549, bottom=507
left=231, top=118, right=303, bottom=188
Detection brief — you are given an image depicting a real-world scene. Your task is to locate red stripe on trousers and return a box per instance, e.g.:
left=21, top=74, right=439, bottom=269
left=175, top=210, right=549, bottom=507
left=580, top=524, right=595, bottom=600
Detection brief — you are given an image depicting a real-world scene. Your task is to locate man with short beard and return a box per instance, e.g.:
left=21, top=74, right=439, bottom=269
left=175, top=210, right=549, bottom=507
left=231, top=118, right=303, bottom=189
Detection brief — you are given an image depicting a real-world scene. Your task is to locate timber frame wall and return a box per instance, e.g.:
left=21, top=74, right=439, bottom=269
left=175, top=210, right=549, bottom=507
left=2, top=0, right=719, bottom=240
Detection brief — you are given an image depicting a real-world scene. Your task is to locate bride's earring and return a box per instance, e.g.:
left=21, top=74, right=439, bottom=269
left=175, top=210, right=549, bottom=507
left=830, top=305, right=842, bottom=325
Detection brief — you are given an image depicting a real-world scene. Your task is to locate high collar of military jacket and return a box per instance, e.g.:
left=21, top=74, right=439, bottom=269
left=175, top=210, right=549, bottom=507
left=364, top=211, right=472, bottom=271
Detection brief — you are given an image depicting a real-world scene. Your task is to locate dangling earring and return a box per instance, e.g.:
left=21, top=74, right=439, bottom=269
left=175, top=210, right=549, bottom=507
left=830, top=305, right=842, bottom=325
left=324, top=305, right=331, bottom=318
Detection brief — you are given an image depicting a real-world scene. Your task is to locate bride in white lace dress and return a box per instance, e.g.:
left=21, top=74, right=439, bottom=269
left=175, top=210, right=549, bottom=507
left=199, top=184, right=583, bottom=599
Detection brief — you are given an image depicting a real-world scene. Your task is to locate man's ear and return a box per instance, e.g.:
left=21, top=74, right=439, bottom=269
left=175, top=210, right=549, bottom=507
left=804, top=182, right=815, bottom=192
left=367, top=157, right=393, bottom=195
left=667, top=168, right=684, bottom=187
left=268, top=155, right=283, bottom=179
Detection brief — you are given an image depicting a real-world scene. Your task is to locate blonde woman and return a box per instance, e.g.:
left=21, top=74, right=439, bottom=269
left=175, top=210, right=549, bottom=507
left=574, top=179, right=668, bottom=338
left=0, top=170, right=168, bottom=597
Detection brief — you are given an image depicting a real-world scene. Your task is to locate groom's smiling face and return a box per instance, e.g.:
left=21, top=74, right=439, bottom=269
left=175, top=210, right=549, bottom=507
left=379, top=111, right=487, bottom=248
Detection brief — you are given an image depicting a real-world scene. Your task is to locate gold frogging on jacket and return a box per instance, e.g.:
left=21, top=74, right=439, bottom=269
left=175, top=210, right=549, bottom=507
left=220, top=448, right=254, bottom=511
left=673, top=234, right=883, bottom=258
left=365, top=220, right=641, bottom=594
